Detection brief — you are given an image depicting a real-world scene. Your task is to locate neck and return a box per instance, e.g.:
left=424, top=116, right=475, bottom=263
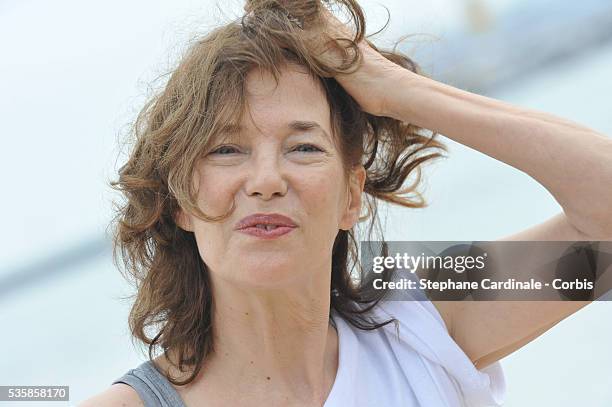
left=209, top=276, right=339, bottom=404
left=159, top=268, right=340, bottom=406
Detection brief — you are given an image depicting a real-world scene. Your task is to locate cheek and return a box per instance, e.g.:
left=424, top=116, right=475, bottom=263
left=189, top=171, right=240, bottom=263
left=300, top=170, right=346, bottom=226
left=298, top=172, right=347, bottom=259
left=196, top=170, right=238, bottom=213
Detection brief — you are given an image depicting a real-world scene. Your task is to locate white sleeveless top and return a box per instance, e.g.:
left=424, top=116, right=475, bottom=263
left=324, top=299, right=506, bottom=406
left=114, top=298, right=506, bottom=406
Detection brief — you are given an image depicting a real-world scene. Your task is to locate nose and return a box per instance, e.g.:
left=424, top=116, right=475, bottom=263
left=244, top=149, right=288, bottom=200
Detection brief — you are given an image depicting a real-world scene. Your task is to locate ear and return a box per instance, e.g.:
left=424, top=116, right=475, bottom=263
left=339, top=165, right=366, bottom=231
left=174, top=208, right=194, bottom=232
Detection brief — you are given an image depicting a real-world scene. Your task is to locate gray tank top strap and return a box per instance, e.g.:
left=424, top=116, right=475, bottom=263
left=112, top=360, right=187, bottom=407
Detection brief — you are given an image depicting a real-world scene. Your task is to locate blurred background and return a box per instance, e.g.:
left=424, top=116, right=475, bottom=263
left=1, top=0, right=611, bottom=405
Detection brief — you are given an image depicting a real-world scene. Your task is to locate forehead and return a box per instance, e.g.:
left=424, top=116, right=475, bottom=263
left=234, top=64, right=332, bottom=139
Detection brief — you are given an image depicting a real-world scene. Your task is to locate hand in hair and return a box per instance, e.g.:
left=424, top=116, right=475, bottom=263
left=244, top=0, right=411, bottom=117
left=314, top=2, right=414, bottom=117
left=311, top=1, right=410, bottom=117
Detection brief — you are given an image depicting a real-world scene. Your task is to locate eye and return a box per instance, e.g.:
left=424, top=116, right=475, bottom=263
left=209, top=145, right=240, bottom=155
left=292, top=143, right=323, bottom=153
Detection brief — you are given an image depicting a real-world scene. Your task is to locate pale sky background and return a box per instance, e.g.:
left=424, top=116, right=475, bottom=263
left=1, top=0, right=611, bottom=405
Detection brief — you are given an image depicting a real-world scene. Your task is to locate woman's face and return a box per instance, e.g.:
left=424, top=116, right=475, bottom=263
left=177, top=63, right=365, bottom=289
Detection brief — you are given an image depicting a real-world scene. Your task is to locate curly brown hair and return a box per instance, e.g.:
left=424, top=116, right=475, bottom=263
left=108, top=0, right=447, bottom=386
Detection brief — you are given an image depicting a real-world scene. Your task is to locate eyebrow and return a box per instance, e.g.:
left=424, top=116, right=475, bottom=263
left=221, top=120, right=331, bottom=142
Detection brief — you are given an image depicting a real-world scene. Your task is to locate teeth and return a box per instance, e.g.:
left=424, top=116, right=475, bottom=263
left=255, top=224, right=279, bottom=230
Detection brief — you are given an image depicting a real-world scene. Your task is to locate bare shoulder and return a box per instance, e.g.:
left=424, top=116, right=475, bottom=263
left=78, top=383, right=143, bottom=407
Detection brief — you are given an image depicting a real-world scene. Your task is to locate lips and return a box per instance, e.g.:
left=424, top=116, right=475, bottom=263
left=234, top=213, right=298, bottom=230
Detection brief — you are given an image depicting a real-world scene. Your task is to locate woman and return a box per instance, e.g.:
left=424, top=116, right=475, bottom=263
left=80, top=0, right=612, bottom=406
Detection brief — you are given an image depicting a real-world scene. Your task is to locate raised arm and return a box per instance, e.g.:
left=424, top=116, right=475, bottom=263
left=381, top=63, right=612, bottom=369
left=380, top=70, right=612, bottom=241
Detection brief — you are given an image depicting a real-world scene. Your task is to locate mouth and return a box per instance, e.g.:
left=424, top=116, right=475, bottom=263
left=234, top=213, right=298, bottom=231
left=234, top=213, right=298, bottom=239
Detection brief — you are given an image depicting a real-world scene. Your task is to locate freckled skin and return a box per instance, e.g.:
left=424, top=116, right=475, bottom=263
left=177, top=63, right=364, bottom=289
